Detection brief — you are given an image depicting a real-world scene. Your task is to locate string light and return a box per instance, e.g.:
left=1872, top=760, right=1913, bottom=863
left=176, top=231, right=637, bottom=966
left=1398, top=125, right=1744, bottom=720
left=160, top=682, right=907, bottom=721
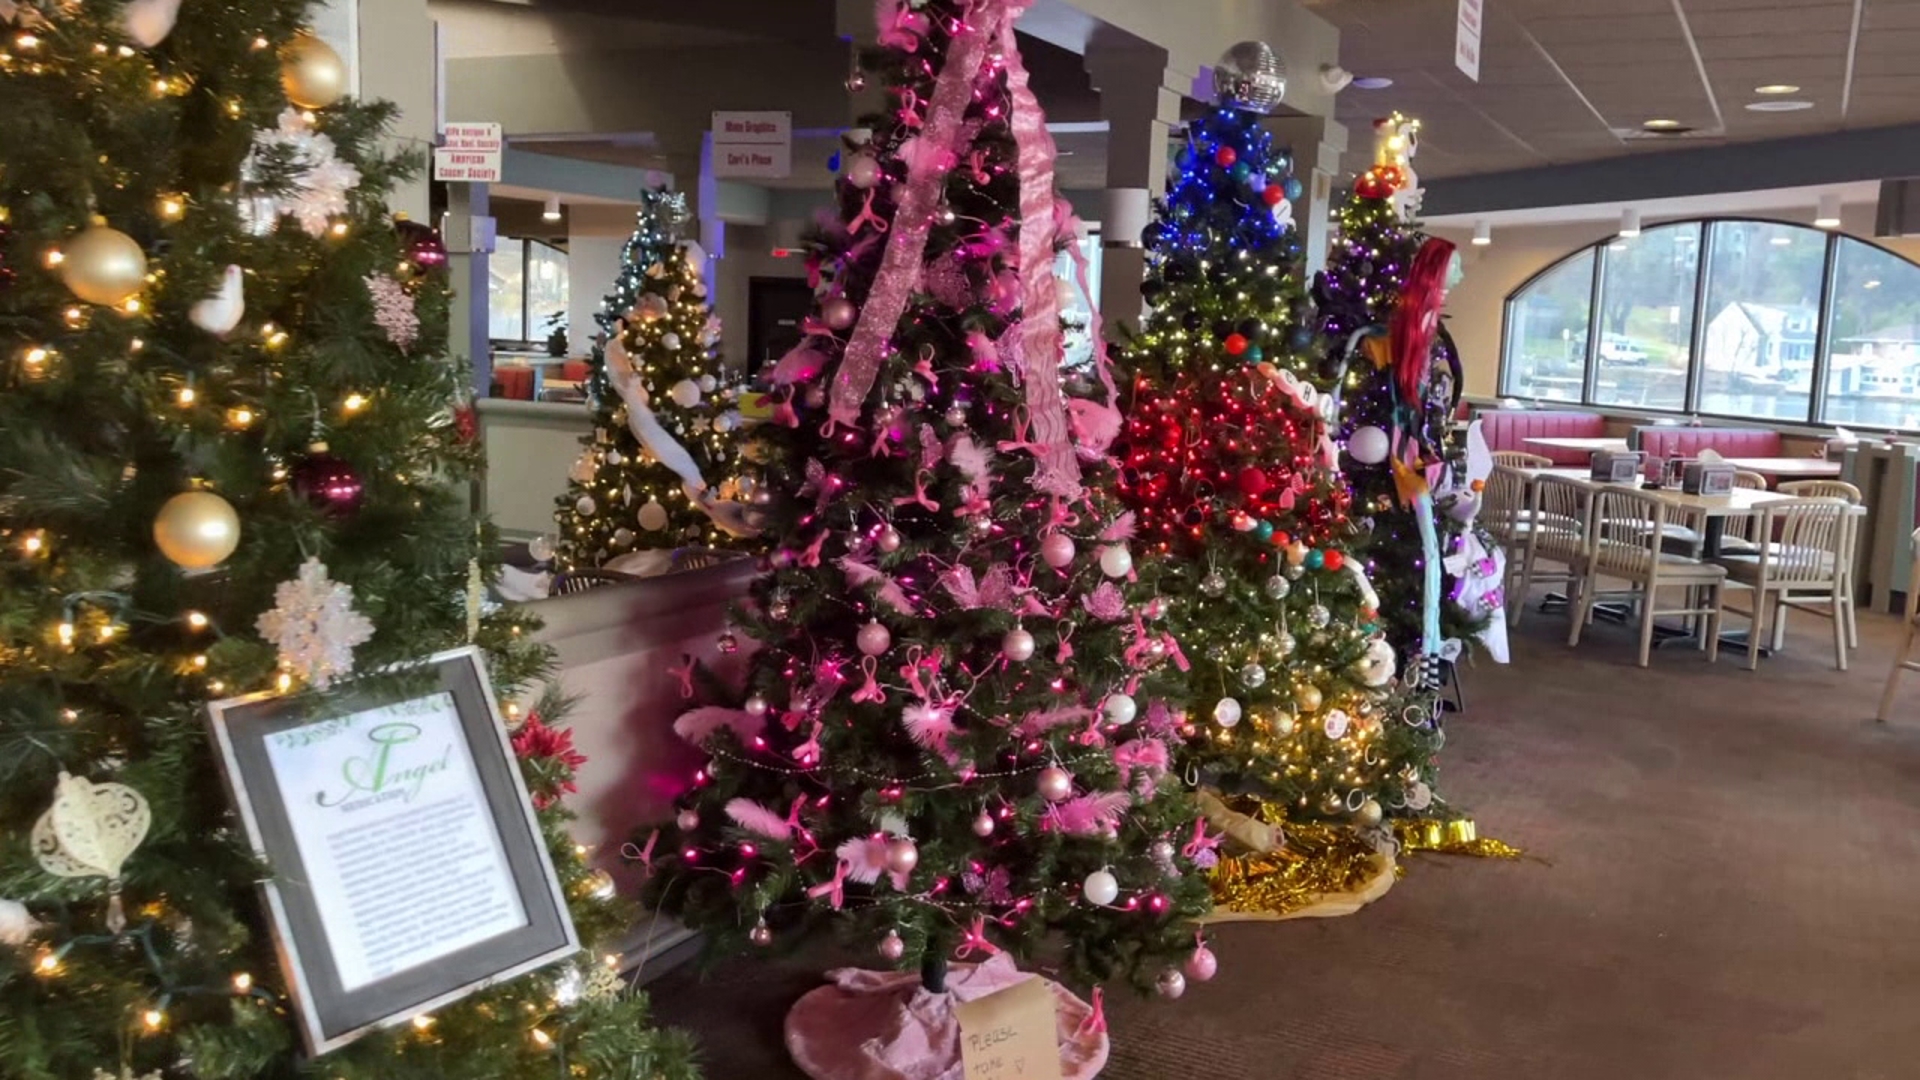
left=530, top=1028, right=553, bottom=1049
left=232, top=972, right=252, bottom=992
left=226, top=406, right=255, bottom=428
left=342, top=392, right=368, bottom=412
left=141, top=1008, right=164, bottom=1031
left=412, top=1014, right=435, bottom=1031
left=158, top=195, right=184, bottom=220
left=186, top=611, right=209, bottom=629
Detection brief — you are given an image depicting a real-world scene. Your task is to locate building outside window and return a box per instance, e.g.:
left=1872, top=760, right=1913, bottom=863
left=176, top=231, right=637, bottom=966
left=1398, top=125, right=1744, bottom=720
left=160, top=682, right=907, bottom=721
left=489, top=238, right=570, bottom=347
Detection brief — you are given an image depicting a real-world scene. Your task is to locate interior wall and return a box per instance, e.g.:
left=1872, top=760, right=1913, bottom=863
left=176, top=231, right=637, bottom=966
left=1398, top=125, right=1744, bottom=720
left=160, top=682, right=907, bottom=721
left=712, top=226, right=810, bottom=373
left=1427, top=203, right=1920, bottom=401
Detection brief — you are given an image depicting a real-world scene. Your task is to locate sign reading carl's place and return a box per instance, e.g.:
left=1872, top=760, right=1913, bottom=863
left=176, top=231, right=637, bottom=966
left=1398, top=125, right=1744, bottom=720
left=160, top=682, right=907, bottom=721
left=207, top=648, right=577, bottom=1056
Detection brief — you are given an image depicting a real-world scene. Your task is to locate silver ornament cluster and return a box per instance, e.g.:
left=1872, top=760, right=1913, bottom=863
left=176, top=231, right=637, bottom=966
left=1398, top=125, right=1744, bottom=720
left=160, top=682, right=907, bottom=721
left=1214, top=41, right=1287, bottom=114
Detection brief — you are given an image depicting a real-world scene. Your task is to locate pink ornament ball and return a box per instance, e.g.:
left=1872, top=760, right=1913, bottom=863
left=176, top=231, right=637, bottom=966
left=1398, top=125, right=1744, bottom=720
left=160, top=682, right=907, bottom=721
left=884, top=836, right=919, bottom=875
left=879, top=930, right=906, bottom=962
left=1001, top=626, right=1036, bottom=662
left=1041, top=532, right=1077, bottom=569
left=846, top=155, right=883, bottom=190
left=857, top=620, right=892, bottom=656
left=676, top=809, right=699, bottom=832
left=1185, top=945, right=1218, bottom=982
left=1037, top=766, right=1073, bottom=802
left=822, top=297, right=858, bottom=330
left=972, top=811, right=995, bottom=837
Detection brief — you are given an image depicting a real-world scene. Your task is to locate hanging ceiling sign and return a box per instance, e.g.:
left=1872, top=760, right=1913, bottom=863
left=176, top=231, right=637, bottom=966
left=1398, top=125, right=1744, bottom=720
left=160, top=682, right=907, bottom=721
left=1455, top=0, right=1483, bottom=82
left=712, top=111, right=793, bottom=180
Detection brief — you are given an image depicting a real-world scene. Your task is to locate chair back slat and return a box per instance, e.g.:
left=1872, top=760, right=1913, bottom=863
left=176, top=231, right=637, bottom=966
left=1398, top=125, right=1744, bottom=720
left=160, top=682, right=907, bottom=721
left=1531, top=476, right=1593, bottom=560
left=1589, top=488, right=1663, bottom=576
left=1778, top=479, right=1862, bottom=503
left=1493, top=451, right=1553, bottom=469
left=1759, top=499, right=1847, bottom=585
left=1733, top=470, right=1769, bottom=491
left=1485, top=465, right=1529, bottom=541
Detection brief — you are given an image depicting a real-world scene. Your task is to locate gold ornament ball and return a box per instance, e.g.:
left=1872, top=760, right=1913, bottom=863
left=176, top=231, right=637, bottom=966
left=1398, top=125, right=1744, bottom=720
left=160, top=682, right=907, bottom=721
left=281, top=32, right=348, bottom=110
left=1295, top=684, right=1324, bottom=712
left=153, top=492, right=241, bottom=569
left=60, top=223, right=148, bottom=305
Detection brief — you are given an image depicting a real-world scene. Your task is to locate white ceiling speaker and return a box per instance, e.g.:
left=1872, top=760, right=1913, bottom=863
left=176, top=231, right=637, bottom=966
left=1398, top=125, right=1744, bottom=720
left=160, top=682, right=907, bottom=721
left=1472, top=221, right=1492, bottom=246
left=1815, top=192, right=1842, bottom=229
left=542, top=195, right=562, bottom=222
left=1619, top=208, right=1642, bottom=238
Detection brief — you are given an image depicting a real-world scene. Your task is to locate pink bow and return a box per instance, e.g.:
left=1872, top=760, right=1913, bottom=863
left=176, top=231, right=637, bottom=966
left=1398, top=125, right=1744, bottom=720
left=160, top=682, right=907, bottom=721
left=667, top=654, right=696, bottom=699
left=953, top=915, right=1001, bottom=960
left=1182, top=818, right=1222, bottom=868
left=1078, top=987, right=1107, bottom=1037
left=852, top=656, right=887, bottom=704
left=793, top=719, right=826, bottom=766
left=892, top=469, right=940, bottom=513
left=849, top=189, right=889, bottom=236
left=808, top=859, right=850, bottom=909
left=1055, top=622, right=1074, bottom=664
left=622, top=829, right=660, bottom=877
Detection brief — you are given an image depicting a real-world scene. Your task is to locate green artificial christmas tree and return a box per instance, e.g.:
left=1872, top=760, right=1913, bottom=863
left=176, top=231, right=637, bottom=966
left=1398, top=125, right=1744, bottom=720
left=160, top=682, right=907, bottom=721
left=552, top=189, right=759, bottom=570
left=0, top=3, right=696, bottom=1077
left=642, top=0, right=1214, bottom=1024
left=1115, top=66, right=1444, bottom=880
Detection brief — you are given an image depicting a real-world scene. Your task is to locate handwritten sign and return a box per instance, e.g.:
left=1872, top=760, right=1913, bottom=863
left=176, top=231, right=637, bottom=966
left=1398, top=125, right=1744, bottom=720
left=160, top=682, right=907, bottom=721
left=954, top=977, right=1063, bottom=1080
left=265, top=692, right=527, bottom=990
left=712, top=111, right=792, bottom=180
left=434, top=122, right=503, bottom=183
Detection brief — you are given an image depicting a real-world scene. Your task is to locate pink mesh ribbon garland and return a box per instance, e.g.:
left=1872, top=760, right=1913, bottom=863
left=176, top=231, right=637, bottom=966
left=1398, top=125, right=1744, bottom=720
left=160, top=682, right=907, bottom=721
left=830, top=0, right=996, bottom=430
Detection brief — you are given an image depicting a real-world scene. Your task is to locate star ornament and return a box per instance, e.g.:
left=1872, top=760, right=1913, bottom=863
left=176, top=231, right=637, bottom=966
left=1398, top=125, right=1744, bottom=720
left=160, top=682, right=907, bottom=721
left=255, top=557, right=375, bottom=689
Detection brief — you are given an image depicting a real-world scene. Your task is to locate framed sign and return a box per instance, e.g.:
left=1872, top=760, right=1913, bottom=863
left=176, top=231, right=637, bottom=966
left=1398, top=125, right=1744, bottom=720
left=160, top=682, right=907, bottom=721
left=206, top=647, right=577, bottom=1057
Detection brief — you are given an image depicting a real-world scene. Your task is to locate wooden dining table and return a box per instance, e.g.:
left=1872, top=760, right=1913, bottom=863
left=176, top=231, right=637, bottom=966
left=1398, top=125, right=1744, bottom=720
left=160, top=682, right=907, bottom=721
left=1522, top=436, right=1631, bottom=454
left=1718, top=457, right=1844, bottom=481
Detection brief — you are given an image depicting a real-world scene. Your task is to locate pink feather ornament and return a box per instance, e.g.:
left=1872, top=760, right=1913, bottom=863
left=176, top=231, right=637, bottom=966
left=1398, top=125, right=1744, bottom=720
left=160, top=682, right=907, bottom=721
left=1080, top=582, right=1129, bottom=622
left=726, top=798, right=795, bottom=841
left=1098, top=511, right=1137, bottom=542
left=1045, top=791, right=1132, bottom=836
left=673, top=706, right=763, bottom=746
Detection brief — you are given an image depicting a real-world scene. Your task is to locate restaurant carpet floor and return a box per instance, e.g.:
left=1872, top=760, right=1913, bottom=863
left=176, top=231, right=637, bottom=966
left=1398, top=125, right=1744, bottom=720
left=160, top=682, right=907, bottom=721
left=642, top=592, right=1920, bottom=1079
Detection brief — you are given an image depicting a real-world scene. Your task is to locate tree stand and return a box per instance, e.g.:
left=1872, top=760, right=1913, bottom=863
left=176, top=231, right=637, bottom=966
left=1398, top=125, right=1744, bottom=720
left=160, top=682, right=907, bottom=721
left=783, top=952, right=1109, bottom=1080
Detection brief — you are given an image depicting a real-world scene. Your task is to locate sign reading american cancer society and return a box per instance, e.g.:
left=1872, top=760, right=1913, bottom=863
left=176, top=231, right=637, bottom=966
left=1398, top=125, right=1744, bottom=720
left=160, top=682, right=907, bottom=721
left=711, top=111, right=792, bottom=180
left=433, top=122, right=503, bottom=183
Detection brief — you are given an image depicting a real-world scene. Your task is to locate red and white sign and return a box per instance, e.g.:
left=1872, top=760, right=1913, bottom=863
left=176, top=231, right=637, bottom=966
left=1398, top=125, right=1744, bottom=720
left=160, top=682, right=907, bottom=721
left=712, top=111, right=792, bottom=180
left=1455, top=0, right=1483, bottom=82
left=433, top=122, right=503, bottom=183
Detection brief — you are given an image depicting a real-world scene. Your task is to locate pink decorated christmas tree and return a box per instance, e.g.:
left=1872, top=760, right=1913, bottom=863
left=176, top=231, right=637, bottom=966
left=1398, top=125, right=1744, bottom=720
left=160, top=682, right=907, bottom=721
left=641, top=0, right=1215, bottom=1041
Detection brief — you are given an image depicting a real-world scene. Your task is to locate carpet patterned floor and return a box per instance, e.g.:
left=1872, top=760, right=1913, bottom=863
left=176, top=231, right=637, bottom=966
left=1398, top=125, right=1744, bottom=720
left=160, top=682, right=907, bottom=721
left=645, top=593, right=1920, bottom=1079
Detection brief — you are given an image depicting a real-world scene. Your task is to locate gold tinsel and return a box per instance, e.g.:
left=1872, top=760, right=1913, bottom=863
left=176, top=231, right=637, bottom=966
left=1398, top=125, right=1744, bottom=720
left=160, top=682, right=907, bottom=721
left=1393, top=817, right=1525, bottom=860
left=1207, top=823, right=1387, bottom=917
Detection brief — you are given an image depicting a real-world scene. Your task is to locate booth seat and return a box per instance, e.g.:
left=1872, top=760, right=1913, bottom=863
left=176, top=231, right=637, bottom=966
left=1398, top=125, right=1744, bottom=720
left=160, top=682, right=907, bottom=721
left=1477, top=409, right=1606, bottom=465
left=1634, top=426, right=1783, bottom=464
left=492, top=366, right=536, bottom=401
left=562, top=360, right=591, bottom=383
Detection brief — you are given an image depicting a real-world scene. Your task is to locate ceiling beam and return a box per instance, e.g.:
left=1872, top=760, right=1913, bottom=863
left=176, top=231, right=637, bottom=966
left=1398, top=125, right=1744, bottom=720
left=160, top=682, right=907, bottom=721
left=1423, top=123, right=1920, bottom=217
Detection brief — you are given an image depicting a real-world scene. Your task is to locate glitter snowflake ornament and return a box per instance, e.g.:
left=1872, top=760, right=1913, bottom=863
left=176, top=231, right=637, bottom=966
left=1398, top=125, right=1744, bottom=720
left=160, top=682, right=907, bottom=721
left=255, top=557, right=375, bottom=689
left=238, top=109, right=362, bottom=237
left=364, top=272, right=419, bottom=351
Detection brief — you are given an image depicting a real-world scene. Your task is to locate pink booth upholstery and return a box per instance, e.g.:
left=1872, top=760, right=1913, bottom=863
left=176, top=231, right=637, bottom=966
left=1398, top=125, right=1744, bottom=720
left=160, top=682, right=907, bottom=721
left=1478, top=409, right=1606, bottom=465
left=1634, top=426, right=1782, bottom=466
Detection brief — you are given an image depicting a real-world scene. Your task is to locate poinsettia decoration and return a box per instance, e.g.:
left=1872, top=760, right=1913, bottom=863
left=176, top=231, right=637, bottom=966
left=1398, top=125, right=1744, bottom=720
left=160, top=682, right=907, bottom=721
left=511, top=713, right=588, bottom=810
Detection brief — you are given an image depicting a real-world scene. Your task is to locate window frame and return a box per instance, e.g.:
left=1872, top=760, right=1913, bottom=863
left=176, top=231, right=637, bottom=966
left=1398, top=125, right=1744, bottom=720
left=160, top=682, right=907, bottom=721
left=488, top=237, right=568, bottom=350
left=1497, top=215, right=1920, bottom=433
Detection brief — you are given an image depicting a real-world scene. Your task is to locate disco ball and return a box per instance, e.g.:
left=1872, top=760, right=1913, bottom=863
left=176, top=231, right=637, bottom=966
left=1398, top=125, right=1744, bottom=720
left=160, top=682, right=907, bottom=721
left=1214, top=41, right=1287, bottom=114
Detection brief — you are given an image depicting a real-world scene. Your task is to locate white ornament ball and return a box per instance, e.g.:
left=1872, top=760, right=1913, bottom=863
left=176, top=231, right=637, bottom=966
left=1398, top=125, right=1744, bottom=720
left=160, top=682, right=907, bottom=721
left=1098, top=544, right=1134, bottom=579
left=575, top=494, right=597, bottom=516
left=744, top=695, right=770, bottom=718
left=1406, top=781, right=1434, bottom=811
left=1212, top=697, right=1243, bottom=728
left=698, top=374, right=718, bottom=393
left=1348, top=425, right=1391, bottom=465
left=1082, top=869, right=1120, bottom=906
left=972, top=811, right=995, bottom=837
left=0, top=899, right=39, bottom=946
left=527, top=534, right=556, bottom=563
left=676, top=809, right=700, bottom=831
left=612, top=527, right=635, bottom=548
left=879, top=930, right=906, bottom=961
left=1037, top=766, right=1073, bottom=802
left=857, top=620, right=892, bottom=656
left=638, top=500, right=670, bottom=531
left=1041, top=532, right=1077, bottom=569
left=1001, top=626, right=1035, bottom=663
left=749, top=921, right=773, bottom=947
left=1359, top=638, right=1397, bottom=687
left=884, top=836, right=919, bottom=875
left=846, top=155, right=883, bottom=189
left=662, top=332, right=683, bottom=352
left=1155, top=968, right=1187, bottom=1000
left=669, top=379, right=702, bottom=408
left=1102, top=693, right=1138, bottom=726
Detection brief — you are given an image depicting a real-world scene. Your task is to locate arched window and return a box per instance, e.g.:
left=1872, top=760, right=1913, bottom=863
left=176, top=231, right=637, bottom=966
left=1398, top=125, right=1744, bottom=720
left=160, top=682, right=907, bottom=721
left=1501, top=218, right=1920, bottom=431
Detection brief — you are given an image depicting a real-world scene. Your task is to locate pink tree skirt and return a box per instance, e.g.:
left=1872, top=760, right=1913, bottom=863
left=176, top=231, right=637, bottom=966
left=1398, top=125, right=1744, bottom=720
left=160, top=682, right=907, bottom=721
left=784, top=954, right=1110, bottom=1080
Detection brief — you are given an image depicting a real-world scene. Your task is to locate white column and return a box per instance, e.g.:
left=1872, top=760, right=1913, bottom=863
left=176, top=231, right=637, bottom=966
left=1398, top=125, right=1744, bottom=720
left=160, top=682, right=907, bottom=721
left=1086, top=46, right=1184, bottom=335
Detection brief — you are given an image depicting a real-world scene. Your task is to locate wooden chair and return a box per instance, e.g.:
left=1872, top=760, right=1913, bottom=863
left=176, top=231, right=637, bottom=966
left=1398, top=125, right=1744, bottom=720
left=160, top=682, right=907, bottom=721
left=1713, top=498, right=1852, bottom=671
left=1732, top=470, right=1769, bottom=491
left=1570, top=488, right=1726, bottom=667
left=1513, top=475, right=1593, bottom=626
left=1493, top=451, right=1553, bottom=469
left=550, top=568, right=640, bottom=596
left=1779, top=480, right=1863, bottom=647
left=1876, top=527, right=1920, bottom=722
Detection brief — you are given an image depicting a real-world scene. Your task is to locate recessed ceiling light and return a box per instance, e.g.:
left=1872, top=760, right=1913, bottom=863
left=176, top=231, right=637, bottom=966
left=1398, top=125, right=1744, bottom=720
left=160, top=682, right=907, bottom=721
left=1865, top=279, right=1882, bottom=289
left=1746, top=99, right=1814, bottom=112
left=1608, top=242, right=1628, bottom=251
left=1771, top=235, right=1793, bottom=246
left=1754, top=84, right=1801, bottom=95
left=1641, top=119, right=1685, bottom=130
left=1351, top=76, right=1395, bottom=90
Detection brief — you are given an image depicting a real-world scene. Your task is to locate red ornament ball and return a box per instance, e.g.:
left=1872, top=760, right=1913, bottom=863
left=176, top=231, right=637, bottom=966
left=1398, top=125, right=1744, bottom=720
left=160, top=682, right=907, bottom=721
left=291, top=443, right=364, bottom=517
left=1354, top=170, right=1391, bottom=200
left=1214, top=146, right=1237, bottom=168
left=1271, top=530, right=1292, bottom=548
left=1263, top=185, right=1286, bottom=207
left=1237, top=467, right=1271, bottom=496
left=1223, top=333, right=1250, bottom=356
left=1322, top=549, right=1346, bottom=572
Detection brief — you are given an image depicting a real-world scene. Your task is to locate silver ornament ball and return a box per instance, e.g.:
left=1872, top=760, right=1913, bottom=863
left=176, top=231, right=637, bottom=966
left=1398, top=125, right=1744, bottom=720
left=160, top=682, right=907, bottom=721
left=1001, top=626, right=1036, bottom=662
left=878, top=929, right=906, bottom=961
left=1264, top=575, right=1292, bottom=600
left=1199, top=572, right=1228, bottom=598
left=1240, top=663, right=1268, bottom=689
left=1155, top=967, right=1188, bottom=1000
left=749, top=920, right=773, bottom=947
